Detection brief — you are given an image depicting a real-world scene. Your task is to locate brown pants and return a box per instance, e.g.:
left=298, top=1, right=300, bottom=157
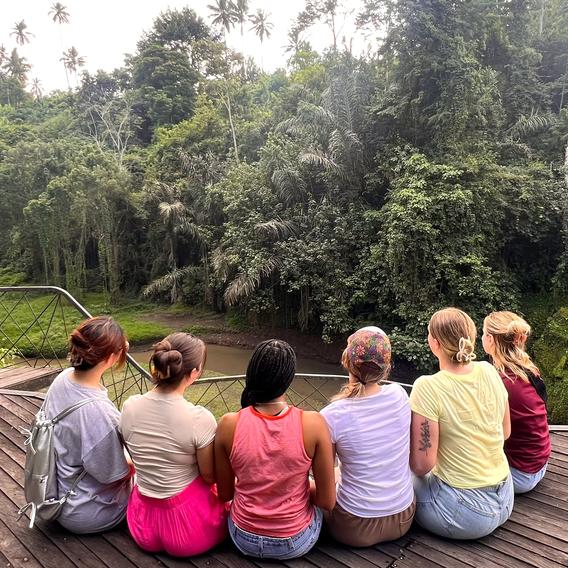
left=325, top=500, right=416, bottom=547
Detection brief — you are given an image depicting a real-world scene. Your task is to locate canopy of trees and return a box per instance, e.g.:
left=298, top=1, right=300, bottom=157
left=1, top=0, right=567, bottom=368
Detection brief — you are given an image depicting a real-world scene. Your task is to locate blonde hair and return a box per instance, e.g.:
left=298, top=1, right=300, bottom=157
left=429, top=308, right=477, bottom=364
left=483, top=311, right=539, bottom=382
left=332, top=351, right=390, bottom=401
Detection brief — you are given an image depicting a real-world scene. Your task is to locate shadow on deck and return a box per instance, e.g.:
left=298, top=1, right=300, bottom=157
left=0, top=391, right=566, bottom=568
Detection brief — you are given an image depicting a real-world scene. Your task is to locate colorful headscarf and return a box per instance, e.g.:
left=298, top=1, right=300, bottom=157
left=345, top=326, right=391, bottom=367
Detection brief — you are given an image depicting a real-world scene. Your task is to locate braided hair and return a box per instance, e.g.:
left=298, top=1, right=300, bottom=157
left=241, top=339, right=296, bottom=408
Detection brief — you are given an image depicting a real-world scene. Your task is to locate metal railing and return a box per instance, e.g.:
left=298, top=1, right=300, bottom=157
left=0, top=286, right=151, bottom=406
left=189, top=373, right=413, bottom=418
left=1, top=286, right=564, bottom=430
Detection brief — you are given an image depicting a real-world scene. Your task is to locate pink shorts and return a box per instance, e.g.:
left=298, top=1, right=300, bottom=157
left=127, top=476, right=229, bottom=557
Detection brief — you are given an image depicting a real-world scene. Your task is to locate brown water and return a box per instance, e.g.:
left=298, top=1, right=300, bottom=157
left=129, top=343, right=344, bottom=377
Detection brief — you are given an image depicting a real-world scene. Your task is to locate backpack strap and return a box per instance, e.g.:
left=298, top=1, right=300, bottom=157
left=51, top=398, right=98, bottom=424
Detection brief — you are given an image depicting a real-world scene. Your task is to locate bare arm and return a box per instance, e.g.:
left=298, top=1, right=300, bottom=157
left=410, top=412, right=439, bottom=476
left=502, top=401, right=511, bottom=441
left=304, top=412, right=336, bottom=511
left=214, top=413, right=237, bottom=502
left=196, top=442, right=215, bottom=485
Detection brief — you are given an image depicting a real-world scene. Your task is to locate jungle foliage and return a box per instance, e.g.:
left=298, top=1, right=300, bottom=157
left=1, top=0, right=568, bottom=374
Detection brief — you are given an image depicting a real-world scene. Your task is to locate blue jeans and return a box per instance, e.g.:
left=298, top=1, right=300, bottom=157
left=228, top=508, right=323, bottom=560
left=510, top=463, right=547, bottom=494
left=413, top=473, right=514, bottom=540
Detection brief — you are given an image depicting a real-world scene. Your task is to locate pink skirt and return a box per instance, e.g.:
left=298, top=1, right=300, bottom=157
left=127, top=476, right=228, bottom=557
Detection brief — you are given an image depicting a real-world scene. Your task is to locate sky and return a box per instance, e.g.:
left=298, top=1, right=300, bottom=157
left=1, top=0, right=366, bottom=94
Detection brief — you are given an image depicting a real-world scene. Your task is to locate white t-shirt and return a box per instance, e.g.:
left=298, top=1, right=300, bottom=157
left=120, top=390, right=217, bottom=498
left=321, top=383, right=414, bottom=518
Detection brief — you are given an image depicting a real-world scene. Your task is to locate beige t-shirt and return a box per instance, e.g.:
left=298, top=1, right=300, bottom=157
left=120, top=390, right=217, bottom=498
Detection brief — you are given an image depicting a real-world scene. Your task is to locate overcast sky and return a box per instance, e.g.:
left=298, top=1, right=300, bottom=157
left=1, top=0, right=366, bottom=94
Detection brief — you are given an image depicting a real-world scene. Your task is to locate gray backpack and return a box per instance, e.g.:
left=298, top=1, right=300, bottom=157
left=18, top=398, right=95, bottom=528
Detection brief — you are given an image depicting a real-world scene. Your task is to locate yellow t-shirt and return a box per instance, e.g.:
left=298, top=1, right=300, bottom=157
left=409, top=361, right=509, bottom=488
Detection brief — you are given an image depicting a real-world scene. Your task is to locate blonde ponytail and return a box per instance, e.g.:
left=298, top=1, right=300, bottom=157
left=429, top=308, right=477, bottom=364
left=484, top=311, right=539, bottom=382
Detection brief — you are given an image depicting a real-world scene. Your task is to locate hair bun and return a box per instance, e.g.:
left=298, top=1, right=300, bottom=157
left=151, top=349, right=183, bottom=382
left=506, top=319, right=530, bottom=337
left=153, top=339, right=172, bottom=353
left=69, top=329, right=92, bottom=367
left=456, top=336, right=476, bottom=363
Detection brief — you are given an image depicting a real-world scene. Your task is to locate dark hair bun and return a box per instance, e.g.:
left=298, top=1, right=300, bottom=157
left=150, top=341, right=183, bottom=382
left=149, top=333, right=206, bottom=387
left=69, top=317, right=127, bottom=371
left=69, top=330, right=91, bottom=366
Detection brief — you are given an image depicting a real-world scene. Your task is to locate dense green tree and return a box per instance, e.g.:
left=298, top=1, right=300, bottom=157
left=130, top=44, right=200, bottom=141
left=138, top=8, right=210, bottom=52
left=0, top=0, right=567, bottom=392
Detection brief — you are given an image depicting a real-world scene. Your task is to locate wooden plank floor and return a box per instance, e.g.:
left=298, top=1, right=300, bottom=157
left=0, top=366, right=59, bottom=391
left=0, top=391, right=567, bottom=568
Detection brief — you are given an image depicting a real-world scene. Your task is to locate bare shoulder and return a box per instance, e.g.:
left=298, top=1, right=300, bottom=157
left=301, top=409, right=327, bottom=431
left=217, top=411, right=239, bottom=431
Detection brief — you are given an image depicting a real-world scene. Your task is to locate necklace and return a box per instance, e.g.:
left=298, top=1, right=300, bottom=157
left=253, top=401, right=289, bottom=417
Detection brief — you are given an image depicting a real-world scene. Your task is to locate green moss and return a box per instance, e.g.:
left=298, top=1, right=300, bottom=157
left=534, top=307, right=568, bottom=424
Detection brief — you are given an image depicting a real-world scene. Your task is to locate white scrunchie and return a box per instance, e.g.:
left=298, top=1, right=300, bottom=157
left=456, top=337, right=476, bottom=363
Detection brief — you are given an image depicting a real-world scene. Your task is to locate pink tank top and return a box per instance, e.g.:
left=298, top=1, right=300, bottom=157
left=230, top=405, right=314, bottom=537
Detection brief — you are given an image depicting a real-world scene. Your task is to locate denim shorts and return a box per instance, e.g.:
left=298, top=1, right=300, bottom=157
left=413, top=473, right=514, bottom=540
left=228, top=508, right=323, bottom=560
left=510, top=462, right=547, bottom=494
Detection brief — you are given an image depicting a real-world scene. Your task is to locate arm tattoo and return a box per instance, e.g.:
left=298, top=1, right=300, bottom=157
left=419, top=420, right=432, bottom=453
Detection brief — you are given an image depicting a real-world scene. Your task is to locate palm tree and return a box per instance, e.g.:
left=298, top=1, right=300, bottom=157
left=143, top=184, right=206, bottom=304
left=60, top=47, right=86, bottom=88
left=11, top=20, right=34, bottom=46
left=31, top=78, right=43, bottom=100
left=208, top=0, right=238, bottom=39
left=208, top=0, right=240, bottom=163
left=234, top=0, right=249, bottom=69
left=0, top=45, right=7, bottom=67
left=250, top=9, right=273, bottom=44
left=284, top=27, right=306, bottom=55
left=49, top=3, right=71, bottom=88
left=235, top=0, right=249, bottom=36
left=249, top=10, right=273, bottom=71
left=49, top=2, right=70, bottom=24
left=4, top=48, right=31, bottom=84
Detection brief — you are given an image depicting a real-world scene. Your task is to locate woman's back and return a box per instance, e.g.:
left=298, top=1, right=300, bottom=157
left=501, top=371, right=550, bottom=472
left=43, top=369, right=131, bottom=533
left=321, top=383, right=413, bottom=517
left=120, top=391, right=216, bottom=498
left=230, top=405, right=312, bottom=537
left=410, top=361, right=509, bottom=488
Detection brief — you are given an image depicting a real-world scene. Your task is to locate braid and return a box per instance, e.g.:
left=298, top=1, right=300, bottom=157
left=241, top=340, right=296, bottom=408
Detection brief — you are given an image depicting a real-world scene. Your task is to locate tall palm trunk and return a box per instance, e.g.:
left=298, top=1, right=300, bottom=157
left=224, top=94, right=239, bottom=163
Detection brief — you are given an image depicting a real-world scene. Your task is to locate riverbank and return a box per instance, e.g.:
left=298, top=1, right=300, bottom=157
left=140, top=309, right=345, bottom=364
left=0, top=290, right=414, bottom=380
left=136, top=307, right=417, bottom=381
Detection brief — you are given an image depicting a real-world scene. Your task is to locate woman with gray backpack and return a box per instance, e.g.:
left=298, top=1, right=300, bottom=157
left=22, top=317, right=134, bottom=533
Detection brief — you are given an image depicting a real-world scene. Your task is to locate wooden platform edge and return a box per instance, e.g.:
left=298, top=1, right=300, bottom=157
left=0, top=389, right=46, bottom=399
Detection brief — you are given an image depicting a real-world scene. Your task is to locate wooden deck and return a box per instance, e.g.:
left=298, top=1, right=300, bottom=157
left=0, top=366, right=58, bottom=391
left=0, top=391, right=567, bottom=568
